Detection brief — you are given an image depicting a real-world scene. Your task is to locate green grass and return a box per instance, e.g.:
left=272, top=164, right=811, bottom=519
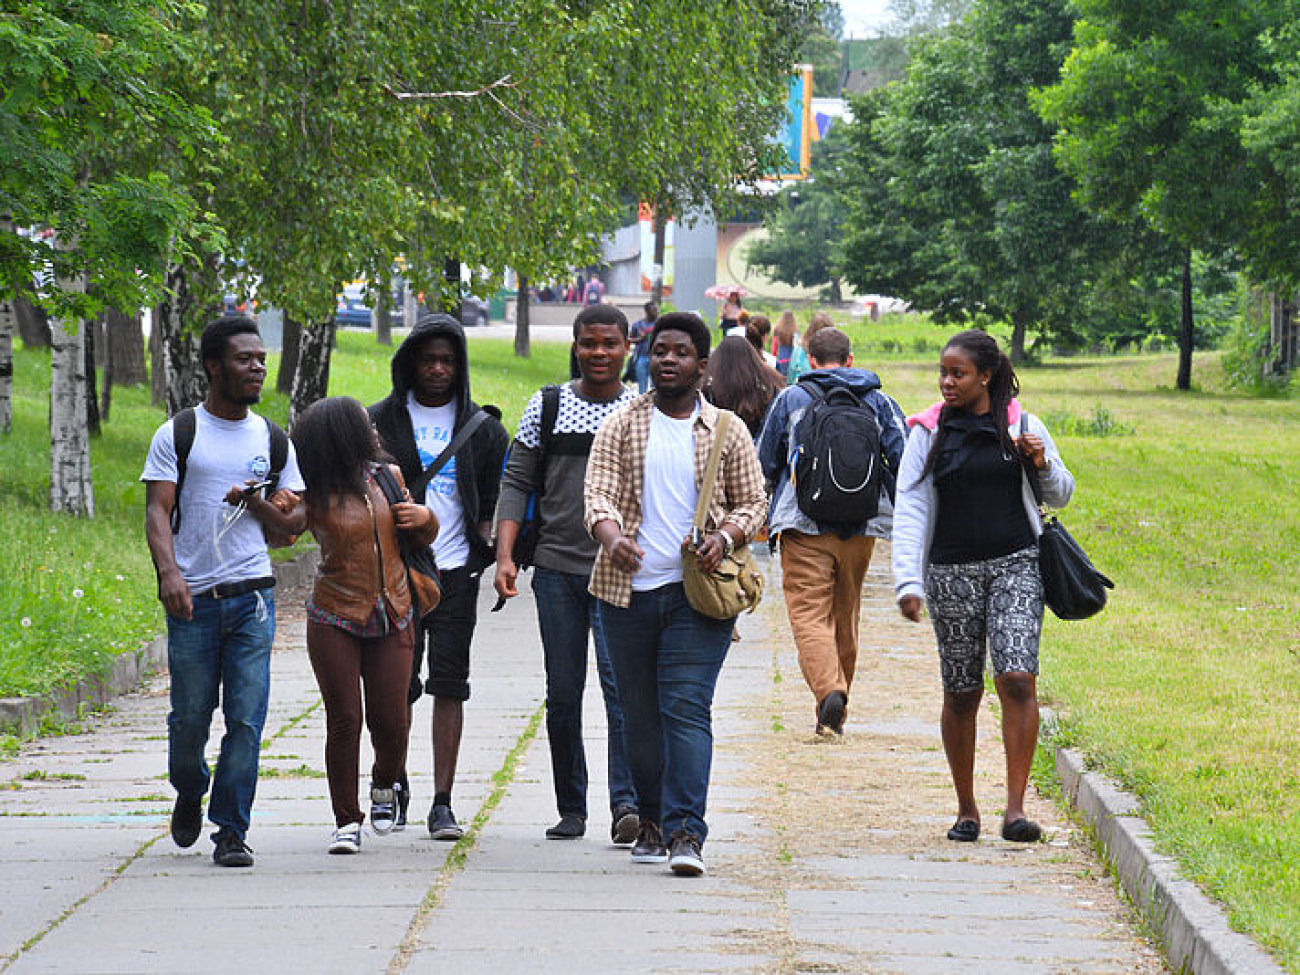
left=4, top=327, right=1300, bottom=968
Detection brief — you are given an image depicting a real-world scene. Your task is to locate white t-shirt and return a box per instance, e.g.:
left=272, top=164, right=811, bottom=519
left=407, top=393, right=469, bottom=570
left=633, top=406, right=698, bottom=591
left=140, top=405, right=305, bottom=593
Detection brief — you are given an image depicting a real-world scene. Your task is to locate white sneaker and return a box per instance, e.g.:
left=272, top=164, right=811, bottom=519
left=328, top=822, right=362, bottom=855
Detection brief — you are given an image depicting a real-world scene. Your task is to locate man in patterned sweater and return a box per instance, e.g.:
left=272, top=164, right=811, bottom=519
left=494, top=304, right=640, bottom=844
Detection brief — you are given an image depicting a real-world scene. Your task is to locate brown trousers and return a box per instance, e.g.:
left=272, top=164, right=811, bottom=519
left=307, top=619, right=414, bottom=826
left=779, top=530, right=876, bottom=711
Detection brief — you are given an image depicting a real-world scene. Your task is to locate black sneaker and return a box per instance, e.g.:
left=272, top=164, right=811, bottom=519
left=816, top=690, right=847, bottom=735
left=610, top=805, right=640, bottom=845
left=668, top=830, right=705, bottom=877
left=170, top=795, right=203, bottom=849
left=630, top=821, right=668, bottom=863
left=370, top=785, right=397, bottom=835
left=427, top=803, right=464, bottom=841
left=212, top=828, right=254, bottom=868
left=394, top=779, right=409, bottom=831
left=545, top=814, right=586, bottom=840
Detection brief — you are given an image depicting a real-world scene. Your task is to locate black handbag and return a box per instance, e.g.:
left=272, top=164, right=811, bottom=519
left=1019, top=415, right=1114, bottom=620
left=372, top=465, right=441, bottom=621
left=511, top=384, right=561, bottom=571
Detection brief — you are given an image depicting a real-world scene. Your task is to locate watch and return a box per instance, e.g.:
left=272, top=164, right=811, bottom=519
left=717, top=530, right=735, bottom=556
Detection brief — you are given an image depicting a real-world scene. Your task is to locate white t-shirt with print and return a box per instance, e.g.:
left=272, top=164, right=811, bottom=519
left=633, top=406, right=698, bottom=591
left=140, top=405, right=305, bottom=593
left=406, top=393, right=469, bottom=570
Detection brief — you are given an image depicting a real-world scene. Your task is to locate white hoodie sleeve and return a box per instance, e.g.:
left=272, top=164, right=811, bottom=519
left=890, top=425, right=936, bottom=603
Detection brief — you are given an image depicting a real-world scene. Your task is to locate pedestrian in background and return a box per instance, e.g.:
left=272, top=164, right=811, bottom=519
left=626, top=301, right=658, bottom=393
left=703, top=334, right=784, bottom=440
left=772, top=310, right=811, bottom=381
left=757, top=327, right=906, bottom=735
left=292, top=397, right=437, bottom=855
left=891, top=330, right=1074, bottom=845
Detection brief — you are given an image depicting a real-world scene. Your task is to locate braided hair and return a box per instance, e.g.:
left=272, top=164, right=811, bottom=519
left=919, top=330, right=1020, bottom=482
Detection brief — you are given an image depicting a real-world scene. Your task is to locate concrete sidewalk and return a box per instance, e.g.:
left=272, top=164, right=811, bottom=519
left=0, top=549, right=1167, bottom=974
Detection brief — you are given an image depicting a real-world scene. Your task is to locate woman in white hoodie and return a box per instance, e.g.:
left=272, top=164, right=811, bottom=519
left=891, top=330, right=1074, bottom=845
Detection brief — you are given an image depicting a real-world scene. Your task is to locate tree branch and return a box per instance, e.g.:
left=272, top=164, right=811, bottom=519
left=382, top=75, right=518, bottom=102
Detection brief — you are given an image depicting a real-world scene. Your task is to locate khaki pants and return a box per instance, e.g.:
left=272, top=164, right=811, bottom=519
left=779, top=530, right=876, bottom=711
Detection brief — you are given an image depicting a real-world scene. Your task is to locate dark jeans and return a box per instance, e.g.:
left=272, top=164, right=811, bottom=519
left=596, top=583, right=733, bottom=843
left=532, top=567, right=636, bottom=819
left=167, top=587, right=275, bottom=838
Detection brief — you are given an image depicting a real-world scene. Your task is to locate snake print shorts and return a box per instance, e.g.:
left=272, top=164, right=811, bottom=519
left=924, top=546, right=1043, bottom=693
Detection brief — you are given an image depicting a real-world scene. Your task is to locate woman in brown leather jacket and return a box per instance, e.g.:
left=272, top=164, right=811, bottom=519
left=292, top=397, right=437, bottom=854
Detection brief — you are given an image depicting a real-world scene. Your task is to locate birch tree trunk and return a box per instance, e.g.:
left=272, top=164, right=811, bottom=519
left=277, top=315, right=301, bottom=394
left=157, top=263, right=209, bottom=415
left=289, top=318, right=335, bottom=428
left=105, top=308, right=146, bottom=385
left=375, top=285, right=392, bottom=346
left=49, top=280, right=94, bottom=515
left=0, top=296, right=13, bottom=434
left=150, top=305, right=165, bottom=405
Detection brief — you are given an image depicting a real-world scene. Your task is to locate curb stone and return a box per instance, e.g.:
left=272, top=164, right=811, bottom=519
left=0, top=549, right=319, bottom=736
left=1054, top=744, right=1285, bottom=975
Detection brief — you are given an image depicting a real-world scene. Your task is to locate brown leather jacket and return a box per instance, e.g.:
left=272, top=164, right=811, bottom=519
left=306, top=466, right=437, bottom=626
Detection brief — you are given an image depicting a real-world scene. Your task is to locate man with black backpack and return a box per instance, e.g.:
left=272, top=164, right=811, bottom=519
left=142, top=315, right=306, bottom=867
left=757, top=327, right=906, bottom=735
left=493, top=304, right=639, bottom=843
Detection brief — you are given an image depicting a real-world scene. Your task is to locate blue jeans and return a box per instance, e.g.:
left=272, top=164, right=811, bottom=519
left=167, top=588, right=275, bottom=838
left=596, top=583, right=733, bottom=843
left=532, top=567, right=636, bottom=818
left=635, top=356, right=651, bottom=394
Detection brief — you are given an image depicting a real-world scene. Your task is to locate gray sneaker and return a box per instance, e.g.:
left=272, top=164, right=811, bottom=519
left=630, top=821, right=668, bottom=863
left=427, top=803, right=464, bottom=841
left=370, top=785, right=397, bottom=835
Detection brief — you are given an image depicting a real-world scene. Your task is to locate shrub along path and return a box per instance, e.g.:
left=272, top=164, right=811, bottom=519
left=0, top=547, right=1172, bottom=973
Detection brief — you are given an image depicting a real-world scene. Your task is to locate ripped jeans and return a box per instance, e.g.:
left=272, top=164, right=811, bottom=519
left=167, top=586, right=275, bottom=839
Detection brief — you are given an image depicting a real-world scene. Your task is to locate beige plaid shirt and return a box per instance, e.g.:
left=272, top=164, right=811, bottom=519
left=584, top=392, right=767, bottom=607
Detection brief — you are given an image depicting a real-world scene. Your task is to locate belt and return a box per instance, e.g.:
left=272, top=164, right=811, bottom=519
left=192, top=576, right=276, bottom=600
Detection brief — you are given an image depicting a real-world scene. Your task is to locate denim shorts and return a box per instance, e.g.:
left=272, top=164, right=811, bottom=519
left=414, top=565, right=481, bottom=702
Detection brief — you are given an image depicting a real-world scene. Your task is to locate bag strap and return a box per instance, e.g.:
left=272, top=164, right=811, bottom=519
left=1018, top=412, right=1047, bottom=509
left=170, top=407, right=197, bottom=534
left=372, top=464, right=404, bottom=506
left=534, top=384, right=562, bottom=496
left=692, top=412, right=730, bottom=532
left=408, top=407, right=489, bottom=497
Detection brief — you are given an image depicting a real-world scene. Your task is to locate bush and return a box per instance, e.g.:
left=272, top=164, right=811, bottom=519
left=1043, top=405, right=1134, bottom=438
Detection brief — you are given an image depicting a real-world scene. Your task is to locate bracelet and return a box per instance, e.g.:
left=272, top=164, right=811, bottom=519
left=716, top=530, right=735, bottom=556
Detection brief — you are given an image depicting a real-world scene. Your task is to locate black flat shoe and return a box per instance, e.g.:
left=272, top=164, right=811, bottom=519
left=1001, top=817, right=1042, bottom=843
left=947, top=819, right=980, bottom=843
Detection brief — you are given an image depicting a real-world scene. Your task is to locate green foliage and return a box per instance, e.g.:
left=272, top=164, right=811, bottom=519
left=1041, top=406, right=1134, bottom=438
left=838, top=0, right=1123, bottom=359
left=0, top=0, right=220, bottom=315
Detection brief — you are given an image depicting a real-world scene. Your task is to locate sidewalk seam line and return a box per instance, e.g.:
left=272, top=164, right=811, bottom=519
left=386, top=702, right=545, bottom=974
left=0, top=835, right=163, bottom=973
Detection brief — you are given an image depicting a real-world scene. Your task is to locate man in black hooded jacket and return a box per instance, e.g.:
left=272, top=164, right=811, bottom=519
left=370, top=313, right=509, bottom=839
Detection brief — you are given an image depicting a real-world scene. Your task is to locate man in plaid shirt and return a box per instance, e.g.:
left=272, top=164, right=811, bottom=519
left=585, top=311, right=766, bottom=877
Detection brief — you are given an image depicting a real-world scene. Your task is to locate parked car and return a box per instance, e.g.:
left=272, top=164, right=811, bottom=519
left=336, top=284, right=371, bottom=328
left=460, top=293, right=490, bottom=327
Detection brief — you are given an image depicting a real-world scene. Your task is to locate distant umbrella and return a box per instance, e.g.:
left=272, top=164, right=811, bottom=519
left=704, top=284, right=747, bottom=300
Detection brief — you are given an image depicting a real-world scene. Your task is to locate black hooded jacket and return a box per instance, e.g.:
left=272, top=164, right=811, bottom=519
left=368, top=313, right=509, bottom=573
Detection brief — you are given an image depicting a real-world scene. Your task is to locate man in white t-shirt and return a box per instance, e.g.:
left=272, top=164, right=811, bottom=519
left=585, top=312, right=767, bottom=878
left=142, top=316, right=305, bottom=868
left=370, top=313, right=509, bottom=840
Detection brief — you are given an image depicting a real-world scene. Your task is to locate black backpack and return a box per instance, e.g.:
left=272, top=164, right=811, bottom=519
left=792, top=380, right=883, bottom=530
left=170, top=407, right=289, bottom=534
